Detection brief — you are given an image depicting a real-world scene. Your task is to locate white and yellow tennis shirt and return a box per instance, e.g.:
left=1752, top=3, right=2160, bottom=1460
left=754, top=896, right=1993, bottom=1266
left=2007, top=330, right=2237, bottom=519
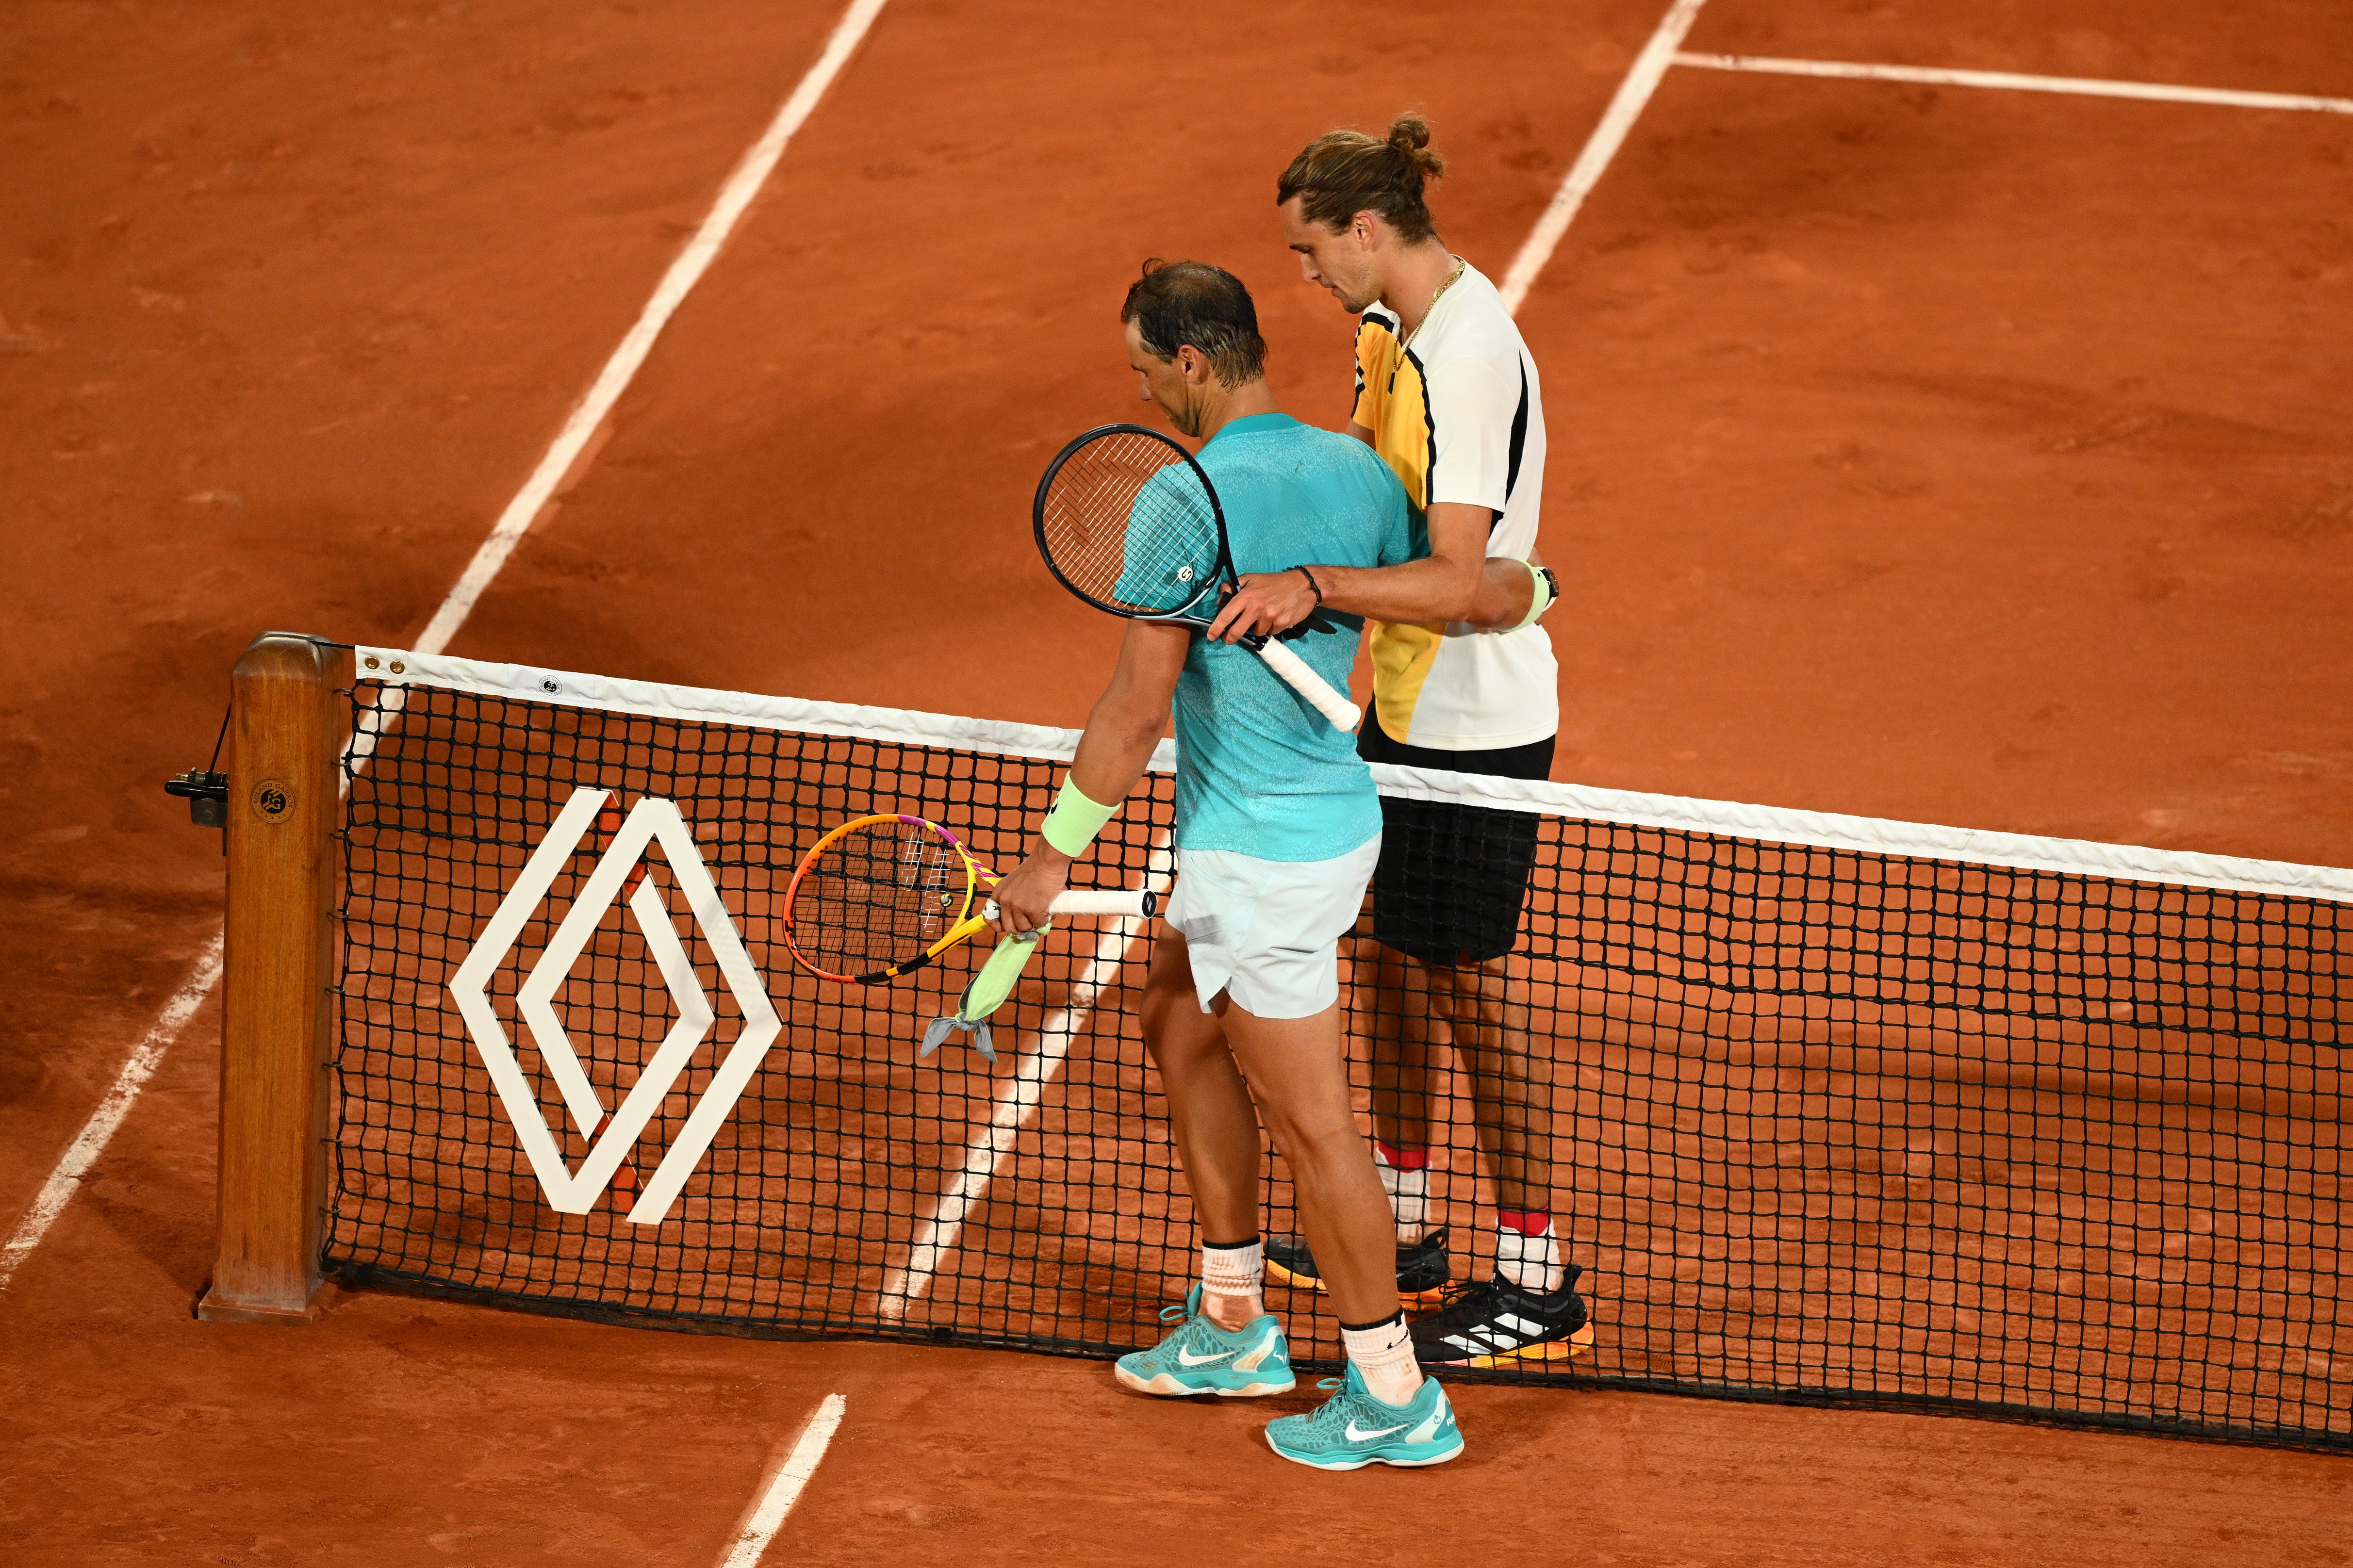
left=1351, top=261, right=1558, bottom=751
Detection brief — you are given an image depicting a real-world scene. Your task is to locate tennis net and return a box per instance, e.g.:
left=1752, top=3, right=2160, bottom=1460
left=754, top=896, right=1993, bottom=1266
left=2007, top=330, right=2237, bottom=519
left=323, top=647, right=2349, bottom=1453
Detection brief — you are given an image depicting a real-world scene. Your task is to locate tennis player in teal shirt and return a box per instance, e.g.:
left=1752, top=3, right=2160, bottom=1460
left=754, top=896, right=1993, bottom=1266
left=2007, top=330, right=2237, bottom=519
left=991, top=261, right=1462, bottom=1470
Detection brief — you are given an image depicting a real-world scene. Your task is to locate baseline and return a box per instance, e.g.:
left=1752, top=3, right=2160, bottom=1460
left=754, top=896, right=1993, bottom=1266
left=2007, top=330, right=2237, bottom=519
left=1673, top=52, right=2353, bottom=116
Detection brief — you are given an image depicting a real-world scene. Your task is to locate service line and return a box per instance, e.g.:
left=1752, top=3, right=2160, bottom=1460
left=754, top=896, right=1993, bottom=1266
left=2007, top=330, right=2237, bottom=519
left=0, top=0, right=891, bottom=1293
left=1673, top=52, right=2353, bottom=115
left=717, top=1393, right=847, bottom=1568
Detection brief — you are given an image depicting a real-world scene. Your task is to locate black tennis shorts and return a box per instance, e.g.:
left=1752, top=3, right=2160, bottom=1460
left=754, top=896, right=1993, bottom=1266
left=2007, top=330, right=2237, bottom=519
left=1357, top=712, right=1555, bottom=967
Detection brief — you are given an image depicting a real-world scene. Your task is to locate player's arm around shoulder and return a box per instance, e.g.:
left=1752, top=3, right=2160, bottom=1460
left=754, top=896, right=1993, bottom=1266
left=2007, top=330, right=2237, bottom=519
left=1455, top=552, right=1549, bottom=633
left=987, top=621, right=1187, bottom=937
left=1206, top=442, right=1483, bottom=640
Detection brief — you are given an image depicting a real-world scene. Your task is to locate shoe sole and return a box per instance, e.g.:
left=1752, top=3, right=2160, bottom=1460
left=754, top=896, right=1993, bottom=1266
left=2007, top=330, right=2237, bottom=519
left=1264, top=1258, right=1450, bottom=1307
left=1420, top=1321, right=1596, bottom=1368
left=1116, top=1365, right=1296, bottom=1399
left=1263, top=1431, right=1466, bottom=1470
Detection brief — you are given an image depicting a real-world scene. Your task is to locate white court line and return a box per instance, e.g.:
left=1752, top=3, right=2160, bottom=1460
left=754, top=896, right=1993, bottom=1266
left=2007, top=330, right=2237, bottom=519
left=717, top=1393, right=847, bottom=1568
left=0, top=933, right=226, bottom=1291
left=0, top=1, right=890, bottom=1291
left=1673, top=52, right=2353, bottom=115
left=1497, top=0, right=1712, bottom=314
left=876, top=834, right=1174, bottom=1318
left=412, top=0, right=891, bottom=658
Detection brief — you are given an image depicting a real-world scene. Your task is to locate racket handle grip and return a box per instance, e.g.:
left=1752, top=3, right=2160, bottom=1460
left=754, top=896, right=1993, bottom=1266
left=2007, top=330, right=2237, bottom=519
left=1250, top=636, right=1362, bottom=732
left=1050, top=890, right=1155, bottom=917
left=982, top=891, right=1157, bottom=920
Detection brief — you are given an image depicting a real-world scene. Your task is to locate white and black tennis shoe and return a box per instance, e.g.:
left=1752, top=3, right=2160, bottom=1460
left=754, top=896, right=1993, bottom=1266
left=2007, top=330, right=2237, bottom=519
left=1410, top=1268, right=1595, bottom=1368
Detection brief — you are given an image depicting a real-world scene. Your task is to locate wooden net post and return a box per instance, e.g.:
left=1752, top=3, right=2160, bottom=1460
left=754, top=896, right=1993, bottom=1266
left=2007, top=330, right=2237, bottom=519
left=197, top=632, right=342, bottom=1324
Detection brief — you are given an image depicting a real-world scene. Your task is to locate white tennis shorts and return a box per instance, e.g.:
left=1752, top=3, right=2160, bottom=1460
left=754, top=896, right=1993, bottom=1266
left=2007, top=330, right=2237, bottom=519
left=1165, top=836, right=1381, bottom=1020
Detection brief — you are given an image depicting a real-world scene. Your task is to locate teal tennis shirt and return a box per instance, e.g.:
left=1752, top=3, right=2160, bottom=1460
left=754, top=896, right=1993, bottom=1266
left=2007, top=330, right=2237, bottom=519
left=1170, top=412, right=1417, bottom=862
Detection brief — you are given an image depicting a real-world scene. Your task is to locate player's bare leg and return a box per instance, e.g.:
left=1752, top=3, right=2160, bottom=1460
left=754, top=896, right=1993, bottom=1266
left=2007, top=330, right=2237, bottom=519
left=1143, top=930, right=1404, bottom=1329
left=1400, top=951, right=1592, bottom=1367
left=1425, top=954, right=1554, bottom=1216
left=1140, top=931, right=1260, bottom=1304
left=1211, top=994, right=1402, bottom=1334
left=1116, top=932, right=1300, bottom=1401
left=1215, top=988, right=1432, bottom=1422
left=1367, top=952, right=1556, bottom=1227
left=1132, top=928, right=1429, bottom=1416
left=1251, top=946, right=1451, bottom=1303
left=1365, top=944, right=1441, bottom=1157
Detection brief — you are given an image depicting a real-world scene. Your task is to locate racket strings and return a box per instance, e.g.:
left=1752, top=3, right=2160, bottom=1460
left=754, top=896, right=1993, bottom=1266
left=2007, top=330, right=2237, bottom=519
left=1039, top=431, right=1221, bottom=614
left=793, top=818, right=970, bottom=969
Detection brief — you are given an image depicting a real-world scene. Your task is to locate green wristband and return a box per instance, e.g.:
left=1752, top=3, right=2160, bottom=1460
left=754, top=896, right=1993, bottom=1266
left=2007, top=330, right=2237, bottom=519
left=1040, top=773, right=1119, bottom=857
left=1510, top=561, right=1556, bottom=631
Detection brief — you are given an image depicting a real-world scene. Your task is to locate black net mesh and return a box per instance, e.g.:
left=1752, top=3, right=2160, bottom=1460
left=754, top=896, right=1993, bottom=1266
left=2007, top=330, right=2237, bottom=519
left=327, top=673, right=2349, bottom=1453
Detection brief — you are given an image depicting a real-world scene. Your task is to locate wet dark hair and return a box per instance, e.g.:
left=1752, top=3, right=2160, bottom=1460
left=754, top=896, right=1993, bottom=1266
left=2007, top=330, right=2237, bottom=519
left=1119, top=260, right=1267, bottom=389
left=1276, top=113, right=1446, bottom=243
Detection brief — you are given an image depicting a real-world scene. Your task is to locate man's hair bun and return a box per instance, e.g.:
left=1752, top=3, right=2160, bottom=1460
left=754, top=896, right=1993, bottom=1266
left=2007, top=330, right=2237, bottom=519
left=1277, top=113, right=1447, bottom=244
left=1385, top=113, right=1446, bottom=180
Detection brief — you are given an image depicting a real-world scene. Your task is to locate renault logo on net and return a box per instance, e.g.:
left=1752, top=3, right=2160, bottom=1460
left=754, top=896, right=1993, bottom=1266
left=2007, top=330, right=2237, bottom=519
left=447, top=786, right=781, bottom=1225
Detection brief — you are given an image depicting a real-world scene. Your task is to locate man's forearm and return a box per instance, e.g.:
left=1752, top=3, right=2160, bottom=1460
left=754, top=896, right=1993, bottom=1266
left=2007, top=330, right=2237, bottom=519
left=1458, top=554, right=1544, bottom=632
left=989, top=624, right=1181, bottom=935
left=1066, top=698, right=1164, bottom=811
left=1306, top=555, right=1484, bottom=624
left=1018, top=695, right=1163, bottom=878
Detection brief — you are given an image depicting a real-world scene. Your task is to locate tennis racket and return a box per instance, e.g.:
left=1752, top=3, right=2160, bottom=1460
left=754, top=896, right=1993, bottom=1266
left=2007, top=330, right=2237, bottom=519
left=1033, top=424, right=1362, bottom=732
left=781, top=812, right=1155, bottom=984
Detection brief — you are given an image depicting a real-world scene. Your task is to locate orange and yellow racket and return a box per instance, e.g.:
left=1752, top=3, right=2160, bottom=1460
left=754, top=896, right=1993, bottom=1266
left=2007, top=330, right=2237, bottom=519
left=780, top=813, right=1153, bottom=984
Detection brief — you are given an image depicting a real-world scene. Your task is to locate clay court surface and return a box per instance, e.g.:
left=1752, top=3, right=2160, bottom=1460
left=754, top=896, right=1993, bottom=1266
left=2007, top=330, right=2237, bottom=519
left=4, top=0, right=2351, bottom=1562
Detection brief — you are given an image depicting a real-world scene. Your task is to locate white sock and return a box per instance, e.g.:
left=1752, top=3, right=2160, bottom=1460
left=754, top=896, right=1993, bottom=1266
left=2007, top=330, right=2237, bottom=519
left=1201, top=1239, right=1264, bottom=1326
left=1495, top=1220, right=1563, bottom=1293
left=1373, top=1146, right=1430, bottom=1244
left=1340, top=1313, right=1423, bottom=1406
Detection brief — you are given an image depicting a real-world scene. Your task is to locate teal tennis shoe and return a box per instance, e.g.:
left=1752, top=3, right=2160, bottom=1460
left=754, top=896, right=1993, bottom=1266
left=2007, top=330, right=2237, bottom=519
left=1115, top=1285, right=1296, bottom=1398
left=1263, top=1365, right=1463, bottom=1470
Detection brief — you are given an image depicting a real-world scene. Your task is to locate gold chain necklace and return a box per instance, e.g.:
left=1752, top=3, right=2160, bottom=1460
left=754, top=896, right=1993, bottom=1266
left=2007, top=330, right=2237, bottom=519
left=1399, top=258, right=1466, bottom=352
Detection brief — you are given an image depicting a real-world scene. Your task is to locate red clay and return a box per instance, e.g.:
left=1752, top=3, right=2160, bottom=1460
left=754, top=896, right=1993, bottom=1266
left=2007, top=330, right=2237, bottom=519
left=4, top=0, right=2350, bottom=1562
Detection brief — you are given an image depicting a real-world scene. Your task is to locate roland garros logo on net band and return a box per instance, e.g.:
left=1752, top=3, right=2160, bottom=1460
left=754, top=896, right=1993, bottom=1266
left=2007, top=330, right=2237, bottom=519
left=448, top=785, right=781, bottom=1226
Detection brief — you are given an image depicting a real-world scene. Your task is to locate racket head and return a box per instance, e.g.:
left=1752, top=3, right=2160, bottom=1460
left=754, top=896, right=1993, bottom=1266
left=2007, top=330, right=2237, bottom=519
left=781, top=814, right=980, bottom=983
left=1034, top=423, right=1230, bottom=621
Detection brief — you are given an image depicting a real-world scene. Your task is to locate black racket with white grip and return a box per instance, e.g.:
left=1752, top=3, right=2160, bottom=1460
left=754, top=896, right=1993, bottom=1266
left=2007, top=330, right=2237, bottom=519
left=1033, top=424, right=1361, bottom=731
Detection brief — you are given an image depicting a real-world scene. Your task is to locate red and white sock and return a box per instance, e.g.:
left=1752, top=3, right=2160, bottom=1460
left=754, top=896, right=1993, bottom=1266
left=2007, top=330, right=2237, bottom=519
left=1373, top=1140, right=1430, bottom=1244
left=1339, top=1311, right=1423, bottom=1406
left=1201, top=1238, right=1264, bottom=1327
left=1495, top=1209, right=1563, bottom=1293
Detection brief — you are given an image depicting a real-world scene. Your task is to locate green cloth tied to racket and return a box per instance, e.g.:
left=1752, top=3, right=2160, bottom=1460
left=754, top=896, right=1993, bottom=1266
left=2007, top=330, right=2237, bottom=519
left=919, top=924, right=1048, bottom=1063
